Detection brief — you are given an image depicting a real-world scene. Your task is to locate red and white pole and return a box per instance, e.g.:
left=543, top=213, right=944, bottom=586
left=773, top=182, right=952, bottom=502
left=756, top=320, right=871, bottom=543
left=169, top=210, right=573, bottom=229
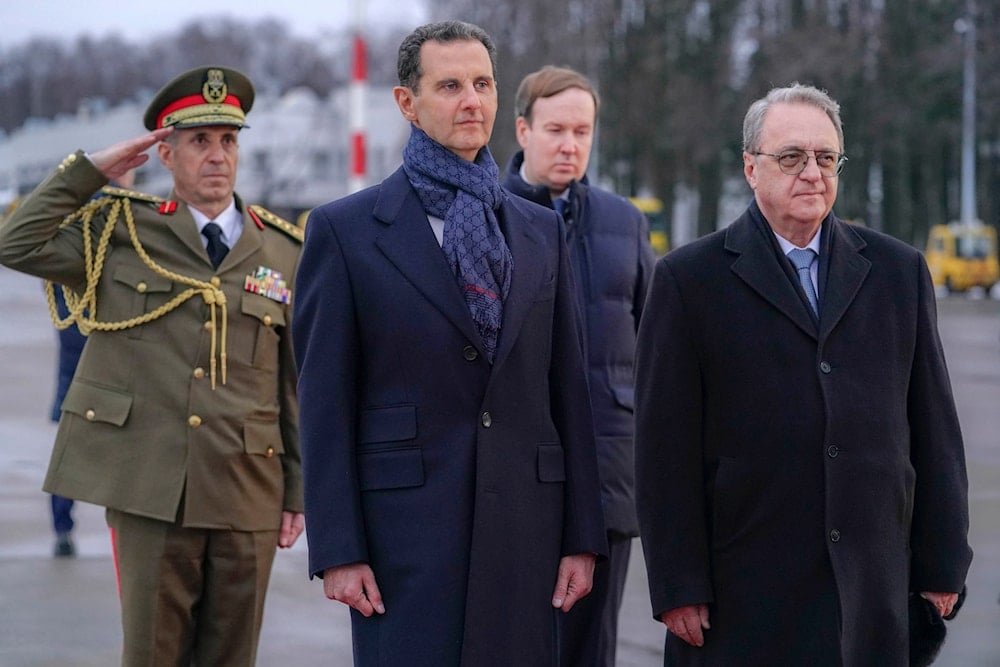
left=348, top=14, right=368, bottom=194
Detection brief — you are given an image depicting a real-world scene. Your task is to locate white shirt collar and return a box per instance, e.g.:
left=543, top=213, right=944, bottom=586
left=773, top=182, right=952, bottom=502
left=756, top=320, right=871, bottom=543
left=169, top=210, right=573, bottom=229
left=773, top=228, right=821, bottom=256
left=190, top=199, right=241, bottom=247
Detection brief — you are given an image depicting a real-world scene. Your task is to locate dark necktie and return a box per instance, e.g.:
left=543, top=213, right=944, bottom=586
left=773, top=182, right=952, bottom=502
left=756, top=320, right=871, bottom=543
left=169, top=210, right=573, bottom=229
left=202, top=222, right=229, bottom=269
left=787, top=248, right=819, bottom=315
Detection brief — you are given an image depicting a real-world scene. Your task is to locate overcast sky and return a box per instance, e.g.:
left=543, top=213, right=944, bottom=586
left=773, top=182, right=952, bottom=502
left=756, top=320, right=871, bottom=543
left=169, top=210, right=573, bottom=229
left=2, top=0, right=428, bottom=47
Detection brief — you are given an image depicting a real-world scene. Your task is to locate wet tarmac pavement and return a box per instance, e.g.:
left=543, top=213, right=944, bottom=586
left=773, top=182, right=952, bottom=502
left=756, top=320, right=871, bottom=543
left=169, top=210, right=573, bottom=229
left=1, top=263, right=997, bottom=666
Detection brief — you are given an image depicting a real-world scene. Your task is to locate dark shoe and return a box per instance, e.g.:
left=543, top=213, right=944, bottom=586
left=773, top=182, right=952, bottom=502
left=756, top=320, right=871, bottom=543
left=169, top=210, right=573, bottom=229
left=54, top=532, right=76, bottom=558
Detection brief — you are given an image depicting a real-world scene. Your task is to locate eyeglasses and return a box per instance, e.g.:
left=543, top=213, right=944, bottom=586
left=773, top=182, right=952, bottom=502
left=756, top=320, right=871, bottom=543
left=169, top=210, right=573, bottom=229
left=751, top=149, right=847, bottom=177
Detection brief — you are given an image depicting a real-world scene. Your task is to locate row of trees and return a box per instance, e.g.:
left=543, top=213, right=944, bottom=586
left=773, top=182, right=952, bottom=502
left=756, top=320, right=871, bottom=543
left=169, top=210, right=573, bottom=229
left=3, top=2, right=999, bottom=245
left=0, top=18, right=408, bottom=134
left=429, top=0, right=1000, bottom=245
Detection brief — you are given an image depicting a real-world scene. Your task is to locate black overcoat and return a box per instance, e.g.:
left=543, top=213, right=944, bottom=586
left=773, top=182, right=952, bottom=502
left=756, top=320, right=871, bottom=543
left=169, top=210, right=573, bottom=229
left=634, top=204, right=972, bottom=666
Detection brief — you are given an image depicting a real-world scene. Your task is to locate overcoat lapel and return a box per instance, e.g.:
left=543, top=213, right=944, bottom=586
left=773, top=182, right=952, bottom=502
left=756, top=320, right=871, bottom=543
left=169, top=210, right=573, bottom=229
left=818, top=219, right=870, bottom=340
left=491, top=198, right=545, bottom=367
left=372, top=170, right=485, bottom=351
left=726, top=212, right=818, bottom=338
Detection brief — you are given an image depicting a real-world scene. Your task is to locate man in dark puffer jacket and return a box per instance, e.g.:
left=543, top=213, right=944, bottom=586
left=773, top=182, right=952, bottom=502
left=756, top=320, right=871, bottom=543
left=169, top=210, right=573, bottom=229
left=502, top=65, right=656, bottom=667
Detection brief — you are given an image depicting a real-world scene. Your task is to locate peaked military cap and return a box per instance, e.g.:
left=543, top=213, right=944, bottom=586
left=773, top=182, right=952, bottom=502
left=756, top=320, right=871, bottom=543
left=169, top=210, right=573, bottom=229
left=143, top=66, right=255, bottom=131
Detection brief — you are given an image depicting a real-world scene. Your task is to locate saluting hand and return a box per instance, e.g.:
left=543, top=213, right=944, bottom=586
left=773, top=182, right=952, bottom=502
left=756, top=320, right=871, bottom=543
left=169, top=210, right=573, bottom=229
left=89, top=127, right=173, bottom=183
left=323, top=562, right=386, bottom=617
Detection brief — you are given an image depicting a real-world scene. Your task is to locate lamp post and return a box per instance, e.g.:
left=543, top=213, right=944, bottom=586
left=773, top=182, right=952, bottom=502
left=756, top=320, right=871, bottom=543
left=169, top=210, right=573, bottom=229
left=954, top=0, right=977, bottom=225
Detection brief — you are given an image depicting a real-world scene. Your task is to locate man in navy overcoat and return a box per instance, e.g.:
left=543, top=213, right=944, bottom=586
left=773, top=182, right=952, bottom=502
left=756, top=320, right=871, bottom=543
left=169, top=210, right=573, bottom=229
left=293, top=21, right=606, bottom=666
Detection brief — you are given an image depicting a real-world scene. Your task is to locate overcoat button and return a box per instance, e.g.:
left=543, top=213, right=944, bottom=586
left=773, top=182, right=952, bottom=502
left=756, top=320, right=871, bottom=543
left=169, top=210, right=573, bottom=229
left=819, top=361, right=832, bottom=373
left=463, top=345, right=478, bottom=361
left=829, top=529, right=841, bottom=542
left=481, top=412, right=492, bottom=428
left=827, top=445, right=839, bottom=458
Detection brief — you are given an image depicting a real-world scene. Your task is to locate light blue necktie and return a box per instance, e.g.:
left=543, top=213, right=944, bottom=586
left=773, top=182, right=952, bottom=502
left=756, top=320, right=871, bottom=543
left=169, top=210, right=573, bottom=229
left=553, top=198, right=568, bottom=220
left=787, top=248, right=819, bottom=315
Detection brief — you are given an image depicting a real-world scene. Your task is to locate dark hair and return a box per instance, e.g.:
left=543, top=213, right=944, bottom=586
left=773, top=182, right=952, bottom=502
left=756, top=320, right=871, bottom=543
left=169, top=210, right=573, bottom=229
left=397, top=21, right=498, bottom=93
left=743, top=82, right=844, bottom=152
left=514, top=65, right=600, bottom=123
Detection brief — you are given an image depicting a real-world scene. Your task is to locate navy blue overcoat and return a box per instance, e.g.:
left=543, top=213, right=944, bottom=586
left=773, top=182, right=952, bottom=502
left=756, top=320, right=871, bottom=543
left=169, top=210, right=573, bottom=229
left=294, top=167, right=607, bottom=666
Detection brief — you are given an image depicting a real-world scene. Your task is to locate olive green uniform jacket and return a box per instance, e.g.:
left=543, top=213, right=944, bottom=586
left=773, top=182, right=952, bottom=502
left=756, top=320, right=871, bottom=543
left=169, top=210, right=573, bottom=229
left=0, top=151, right=303, bottom=529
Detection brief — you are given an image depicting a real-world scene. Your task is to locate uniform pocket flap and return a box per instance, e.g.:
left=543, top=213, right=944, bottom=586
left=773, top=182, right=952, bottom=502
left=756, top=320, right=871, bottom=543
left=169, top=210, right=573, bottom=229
left=241, top=294, right=287, bottom=327
left=357, top=405, right=417, bottom=445
left=61, top=381, right=132, bottom=426
left=537, top=444, right=566, bottom=482
left=243, top=419, right=285, bottom=457
left=112, top=265, right=172, bottom=293
left=358, top=448, right=424, bottom=491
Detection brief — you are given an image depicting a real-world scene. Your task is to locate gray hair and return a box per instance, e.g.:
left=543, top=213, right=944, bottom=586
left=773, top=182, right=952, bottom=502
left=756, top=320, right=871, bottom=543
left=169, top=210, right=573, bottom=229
left=742, top=82, right=844, bottom=152
left=397, top=21, right=498, bottom=93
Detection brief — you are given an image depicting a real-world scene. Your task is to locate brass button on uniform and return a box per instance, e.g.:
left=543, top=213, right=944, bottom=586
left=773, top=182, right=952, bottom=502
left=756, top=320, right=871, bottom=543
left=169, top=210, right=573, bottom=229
left=188, top=415, right=202, bottom=428
left=136, top=282, right=148, bottom=293
left=263, top=314, right=273, bottom=326
left=85, top=409, right=96, bottom=421
left=265, top=446, right=275, bottom=458
left=193, top=367, right=206, bottom=379
left=463, top=345, right=478, bottom=361
left=203, top=321, right=214, bottom=331
left=210, top=276, right=222, bottom=287
left=481, top=411, right=492, bottom=428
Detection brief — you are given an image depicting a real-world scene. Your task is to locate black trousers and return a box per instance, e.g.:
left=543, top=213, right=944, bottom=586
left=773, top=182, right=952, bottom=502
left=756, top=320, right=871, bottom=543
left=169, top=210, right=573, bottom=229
left=558, top=533, right=633, bottom=667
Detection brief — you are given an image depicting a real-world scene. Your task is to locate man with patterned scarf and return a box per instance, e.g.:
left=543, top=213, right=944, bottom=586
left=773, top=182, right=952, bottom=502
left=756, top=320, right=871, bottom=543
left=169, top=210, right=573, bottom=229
left=294, top=20, right=607, bottom=667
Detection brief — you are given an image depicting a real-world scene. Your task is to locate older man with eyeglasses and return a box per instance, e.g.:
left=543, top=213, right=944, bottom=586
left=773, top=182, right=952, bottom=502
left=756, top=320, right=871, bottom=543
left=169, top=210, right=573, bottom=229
left=634, top=82, right=972, bottom=666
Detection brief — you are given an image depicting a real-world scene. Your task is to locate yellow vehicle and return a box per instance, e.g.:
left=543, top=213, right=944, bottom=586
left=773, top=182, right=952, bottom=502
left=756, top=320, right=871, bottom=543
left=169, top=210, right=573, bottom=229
left=630, top=197, right=670, bottom=256
left=925, top=222, right=999, bottom=292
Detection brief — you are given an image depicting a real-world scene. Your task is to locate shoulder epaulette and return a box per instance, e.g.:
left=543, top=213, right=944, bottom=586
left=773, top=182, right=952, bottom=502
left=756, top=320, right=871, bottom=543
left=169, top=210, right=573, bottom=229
left=249, top=204, right=303, bottom=243
left=98, top=185, right=165, bottom=204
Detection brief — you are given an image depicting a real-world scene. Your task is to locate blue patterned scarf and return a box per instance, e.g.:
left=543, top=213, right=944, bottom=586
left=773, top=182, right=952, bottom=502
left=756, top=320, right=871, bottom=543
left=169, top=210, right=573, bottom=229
left=403, top=126, right=513, bottom=363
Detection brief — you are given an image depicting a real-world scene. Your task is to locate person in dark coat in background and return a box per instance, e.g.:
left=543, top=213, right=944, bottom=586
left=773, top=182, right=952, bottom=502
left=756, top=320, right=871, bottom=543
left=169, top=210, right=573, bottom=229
left=48, top=286, right=86, bottom=557
left=46, top=169, right=136, bottom=558
left=634, top=82, right=972, bottom=665
left=501, top=65, right=655, bottom=667
left=293, top=21, right=607, bottom=667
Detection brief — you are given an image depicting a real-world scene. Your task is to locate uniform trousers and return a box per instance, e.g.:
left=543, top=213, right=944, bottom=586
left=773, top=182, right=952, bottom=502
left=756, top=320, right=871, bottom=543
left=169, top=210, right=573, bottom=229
left=106, top=508, right=278, bottom=667
left=558, top=532, right=633, bottom=667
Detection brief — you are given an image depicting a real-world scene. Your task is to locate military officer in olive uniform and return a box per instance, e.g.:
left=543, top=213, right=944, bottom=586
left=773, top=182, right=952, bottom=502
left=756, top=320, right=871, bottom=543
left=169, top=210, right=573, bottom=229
left=0, top=66, right=304, bottom=666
